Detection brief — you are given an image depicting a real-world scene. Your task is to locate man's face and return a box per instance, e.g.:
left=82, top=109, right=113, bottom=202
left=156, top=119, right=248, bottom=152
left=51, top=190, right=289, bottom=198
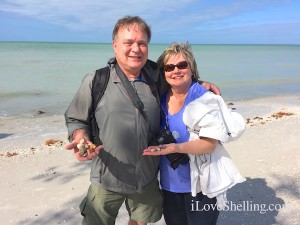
left=113, top=24, right=148, bottom=77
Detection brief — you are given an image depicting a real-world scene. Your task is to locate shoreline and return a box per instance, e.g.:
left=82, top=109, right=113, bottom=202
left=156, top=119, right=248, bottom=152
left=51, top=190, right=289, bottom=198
left=1, top=90, right=300, bottom=119
left=1, top=94, right=299, bottom=152
left=1, top=94, right=300, bottom=225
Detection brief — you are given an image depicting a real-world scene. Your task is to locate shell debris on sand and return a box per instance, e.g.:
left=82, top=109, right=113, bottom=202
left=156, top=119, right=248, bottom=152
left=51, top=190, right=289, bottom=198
left=0, top=152, right=18, bottom=157
left=44, top=139, right=64, bottom=146
left=246, top=110, right=296, bottom=127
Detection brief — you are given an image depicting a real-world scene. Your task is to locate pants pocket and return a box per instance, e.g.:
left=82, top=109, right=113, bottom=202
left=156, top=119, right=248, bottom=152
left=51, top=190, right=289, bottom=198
left=79, top=196, right=88, bottom=217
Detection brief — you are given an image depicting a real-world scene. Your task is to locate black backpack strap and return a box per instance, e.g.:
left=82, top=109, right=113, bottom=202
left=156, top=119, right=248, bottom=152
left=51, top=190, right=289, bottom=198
left=92, top=66, right=110, bottom=111
left=89, top=66, right=110, bottom=145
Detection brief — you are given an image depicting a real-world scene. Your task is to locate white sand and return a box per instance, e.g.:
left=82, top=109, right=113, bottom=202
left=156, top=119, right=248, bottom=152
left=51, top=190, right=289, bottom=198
left=1, top=95, right=300, bottom=225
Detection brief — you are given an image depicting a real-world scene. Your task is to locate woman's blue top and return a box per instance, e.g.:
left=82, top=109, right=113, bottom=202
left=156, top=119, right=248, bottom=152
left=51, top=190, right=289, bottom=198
left=160, top=82, right=207, bottom=193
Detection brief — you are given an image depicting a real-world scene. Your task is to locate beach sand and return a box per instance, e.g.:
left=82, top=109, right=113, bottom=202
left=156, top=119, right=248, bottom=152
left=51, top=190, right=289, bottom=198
left=1, top=95, right=300, bottom=225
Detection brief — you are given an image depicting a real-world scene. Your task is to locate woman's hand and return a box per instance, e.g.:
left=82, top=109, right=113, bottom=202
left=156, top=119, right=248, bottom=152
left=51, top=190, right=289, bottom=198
left=143, top=144, right=179, bottom=156
left=144, top=138, right=217, bottom=156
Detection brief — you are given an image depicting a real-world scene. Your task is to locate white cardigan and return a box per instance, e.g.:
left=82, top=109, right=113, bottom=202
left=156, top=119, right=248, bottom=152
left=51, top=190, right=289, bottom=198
left=182, top=92, right=246, bottom=209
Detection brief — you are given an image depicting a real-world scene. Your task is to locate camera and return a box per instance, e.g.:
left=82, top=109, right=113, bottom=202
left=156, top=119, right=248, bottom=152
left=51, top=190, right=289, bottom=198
left=152, top=128, right=189, bottom=170
left=156, top=128, right=175, bottom=145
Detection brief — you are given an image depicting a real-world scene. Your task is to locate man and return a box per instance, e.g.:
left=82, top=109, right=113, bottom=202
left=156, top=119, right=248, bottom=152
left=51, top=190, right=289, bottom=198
left=65, top=16, right=220, bottom=225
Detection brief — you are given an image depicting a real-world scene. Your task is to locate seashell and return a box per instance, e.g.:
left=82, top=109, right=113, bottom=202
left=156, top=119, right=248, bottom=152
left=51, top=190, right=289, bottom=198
left=77, top=139, right=87, bottom=156
left=77, top=139, right=97, bottom=156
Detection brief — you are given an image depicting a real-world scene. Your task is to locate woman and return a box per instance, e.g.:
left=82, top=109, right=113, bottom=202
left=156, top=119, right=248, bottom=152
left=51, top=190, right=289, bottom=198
left=143, top=42, right=245, bottom=225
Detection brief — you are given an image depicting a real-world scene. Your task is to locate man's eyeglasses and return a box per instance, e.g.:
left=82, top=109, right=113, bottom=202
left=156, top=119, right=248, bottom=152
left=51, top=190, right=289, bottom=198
left=164, top=61, right=188, bottom=72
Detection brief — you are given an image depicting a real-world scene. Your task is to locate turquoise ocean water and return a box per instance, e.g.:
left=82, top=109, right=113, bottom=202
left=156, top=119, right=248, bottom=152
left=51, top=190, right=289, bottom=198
left=1, top=42, right=300, bottom=118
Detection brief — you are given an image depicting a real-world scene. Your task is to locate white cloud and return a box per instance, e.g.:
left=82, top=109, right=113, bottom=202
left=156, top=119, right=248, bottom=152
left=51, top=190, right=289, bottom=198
left=0, top=0, right=196, bottom=30
left=1, top=0, right=299, bottom=43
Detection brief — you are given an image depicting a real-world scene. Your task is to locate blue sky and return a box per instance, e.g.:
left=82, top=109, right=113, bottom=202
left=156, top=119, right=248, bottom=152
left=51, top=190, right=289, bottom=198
left=0, top=0, right=300, bottom=44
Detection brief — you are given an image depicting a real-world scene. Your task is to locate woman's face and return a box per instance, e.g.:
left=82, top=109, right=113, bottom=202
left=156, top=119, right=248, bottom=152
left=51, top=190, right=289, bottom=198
left=164, top=54, right=193, bottom=89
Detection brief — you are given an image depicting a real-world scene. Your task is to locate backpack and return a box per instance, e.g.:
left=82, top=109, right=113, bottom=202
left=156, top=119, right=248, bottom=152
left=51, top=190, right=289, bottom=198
left=89, top=66, right=110, bottom=145
left=89, top=60, right=163, bottom=145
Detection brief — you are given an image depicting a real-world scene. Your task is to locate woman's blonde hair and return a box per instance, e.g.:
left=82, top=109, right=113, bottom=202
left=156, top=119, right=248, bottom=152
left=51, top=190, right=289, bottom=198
left=157, top=42, right=200, bottom=81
